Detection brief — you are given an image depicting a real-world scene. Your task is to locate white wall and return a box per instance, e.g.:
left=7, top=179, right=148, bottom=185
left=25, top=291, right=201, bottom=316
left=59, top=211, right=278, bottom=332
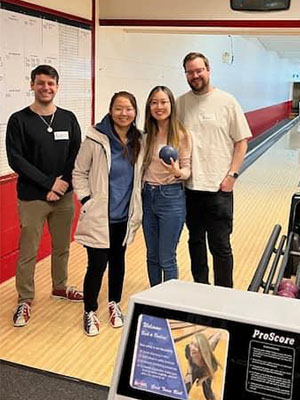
left=12, top=0, right=298, bottom=130
left=100, top=0, right=300, bottom=21
left=95, top=28, right=295, bottom=127
left=25, top=0, right=92, bottom=20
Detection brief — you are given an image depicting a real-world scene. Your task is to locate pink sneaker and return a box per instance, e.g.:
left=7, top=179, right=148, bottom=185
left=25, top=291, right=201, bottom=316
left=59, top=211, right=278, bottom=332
left=52, top=286, right=83, bottom=302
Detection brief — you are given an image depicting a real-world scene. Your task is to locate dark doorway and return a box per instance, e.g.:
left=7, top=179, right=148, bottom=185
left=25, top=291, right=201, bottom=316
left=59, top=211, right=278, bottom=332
left=292, top=82, right=300, bottom=115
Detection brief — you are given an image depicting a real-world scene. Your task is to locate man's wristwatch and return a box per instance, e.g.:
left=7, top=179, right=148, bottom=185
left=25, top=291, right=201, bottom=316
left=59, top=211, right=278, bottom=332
left=228, top=171, right=239, bottom=179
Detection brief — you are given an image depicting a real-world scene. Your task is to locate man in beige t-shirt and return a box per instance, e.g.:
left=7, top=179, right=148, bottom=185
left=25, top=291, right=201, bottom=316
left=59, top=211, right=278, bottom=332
left=177, top=52, right=252, bottom=287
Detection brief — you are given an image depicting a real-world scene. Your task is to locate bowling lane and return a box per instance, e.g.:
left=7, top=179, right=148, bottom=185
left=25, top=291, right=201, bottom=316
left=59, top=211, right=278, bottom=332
left=231, top=119, right=300, bottom=289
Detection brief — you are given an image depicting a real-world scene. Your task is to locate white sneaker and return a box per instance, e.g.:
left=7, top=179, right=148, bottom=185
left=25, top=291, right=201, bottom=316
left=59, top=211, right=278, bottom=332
left=83, top=311, right=100, bottom=336
left=13, top=302, right=31, bottom=327
left=108, top=301, right=124, bottom=328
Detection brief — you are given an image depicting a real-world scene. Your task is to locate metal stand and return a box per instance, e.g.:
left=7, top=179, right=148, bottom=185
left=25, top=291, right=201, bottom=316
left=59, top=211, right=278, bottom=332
left=248, top=193, right=300, bottom=296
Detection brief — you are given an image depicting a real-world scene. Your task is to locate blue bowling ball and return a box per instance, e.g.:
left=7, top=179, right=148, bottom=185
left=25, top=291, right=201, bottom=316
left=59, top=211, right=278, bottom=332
left=159, top=145, right=178, bottom=165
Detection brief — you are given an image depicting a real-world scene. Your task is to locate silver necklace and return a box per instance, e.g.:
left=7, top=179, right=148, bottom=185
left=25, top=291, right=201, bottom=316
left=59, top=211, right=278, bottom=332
left=38, top=112, right=55, bottom=133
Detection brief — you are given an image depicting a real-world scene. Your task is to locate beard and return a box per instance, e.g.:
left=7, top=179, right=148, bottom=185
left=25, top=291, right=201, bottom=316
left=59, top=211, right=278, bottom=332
left=188, top=76, right=210, bottom=94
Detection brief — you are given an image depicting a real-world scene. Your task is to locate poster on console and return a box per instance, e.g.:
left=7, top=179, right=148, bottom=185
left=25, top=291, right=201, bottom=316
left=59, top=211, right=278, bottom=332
left=124, top=311, right=299, bottom=400
left=130, top=314, right=230, bottom=400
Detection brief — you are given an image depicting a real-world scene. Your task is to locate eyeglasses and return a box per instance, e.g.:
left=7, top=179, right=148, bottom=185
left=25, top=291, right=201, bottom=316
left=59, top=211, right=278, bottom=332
left=185, top=68, right=206, bottom=78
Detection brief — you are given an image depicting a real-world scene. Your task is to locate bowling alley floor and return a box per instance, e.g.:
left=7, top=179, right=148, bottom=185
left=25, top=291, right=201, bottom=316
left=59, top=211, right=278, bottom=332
left=0, top=119, right=299, bottom=392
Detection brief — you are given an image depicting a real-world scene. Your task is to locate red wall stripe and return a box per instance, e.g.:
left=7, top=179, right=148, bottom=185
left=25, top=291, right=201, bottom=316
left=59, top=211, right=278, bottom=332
left=0, top=181, right=81, bottom=283
left=246, top=101, right=292, bottom=138
left=99, top=19, right=300, bottom=28
left=0, top=172, right=17, bottom=183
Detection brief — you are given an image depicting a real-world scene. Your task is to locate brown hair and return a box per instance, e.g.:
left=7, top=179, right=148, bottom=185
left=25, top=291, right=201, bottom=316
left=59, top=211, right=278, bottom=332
left=31, top=65, right=59, bottom=83
left=183, top=52, right=210, bottom=71
left=109, top=91, right=141, bottom=164
left=143, top=86, right=188, bottom=170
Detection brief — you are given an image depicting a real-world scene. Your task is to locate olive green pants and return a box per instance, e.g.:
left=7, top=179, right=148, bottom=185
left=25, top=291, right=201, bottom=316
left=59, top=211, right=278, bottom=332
left=16, top=192, right=74, bottom=303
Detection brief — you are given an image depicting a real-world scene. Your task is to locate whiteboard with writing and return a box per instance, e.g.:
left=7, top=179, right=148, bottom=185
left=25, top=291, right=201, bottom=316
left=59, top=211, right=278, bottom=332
left=0, top=4, right=92, bottom=176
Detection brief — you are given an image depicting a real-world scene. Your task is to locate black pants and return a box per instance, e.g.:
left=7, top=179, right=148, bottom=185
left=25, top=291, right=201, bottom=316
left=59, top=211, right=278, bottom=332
left=185, top=189, right=233, bottom=288
left=83, top=221, right=127, bottom=312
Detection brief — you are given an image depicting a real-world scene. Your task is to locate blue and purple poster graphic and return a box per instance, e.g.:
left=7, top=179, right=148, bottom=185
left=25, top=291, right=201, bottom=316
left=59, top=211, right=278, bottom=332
left=130, top=314, right=188, bottom=399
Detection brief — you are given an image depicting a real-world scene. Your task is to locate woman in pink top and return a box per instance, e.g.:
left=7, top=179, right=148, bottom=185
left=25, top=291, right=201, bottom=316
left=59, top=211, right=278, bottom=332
left=142, top=86, right=191, bottom=286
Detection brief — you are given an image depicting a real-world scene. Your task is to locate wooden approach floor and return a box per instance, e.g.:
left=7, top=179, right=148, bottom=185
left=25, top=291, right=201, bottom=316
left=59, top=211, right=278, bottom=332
left=1, top=121, right=299, bottom=387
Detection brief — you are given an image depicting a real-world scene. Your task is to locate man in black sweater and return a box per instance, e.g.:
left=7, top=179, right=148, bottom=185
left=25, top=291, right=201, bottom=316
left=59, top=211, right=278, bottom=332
left=6, top=65, right=83, bottom=327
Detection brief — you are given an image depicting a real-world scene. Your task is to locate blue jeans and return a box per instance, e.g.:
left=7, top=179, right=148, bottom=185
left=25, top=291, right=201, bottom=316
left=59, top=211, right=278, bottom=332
left=142, top=183, right=186, bottom=286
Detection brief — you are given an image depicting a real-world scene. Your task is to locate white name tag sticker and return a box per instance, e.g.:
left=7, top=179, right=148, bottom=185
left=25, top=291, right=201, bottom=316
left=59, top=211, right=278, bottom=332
left=201, top=114, right=216, bottom=121
left=54, top=131, right=69, bottom=140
